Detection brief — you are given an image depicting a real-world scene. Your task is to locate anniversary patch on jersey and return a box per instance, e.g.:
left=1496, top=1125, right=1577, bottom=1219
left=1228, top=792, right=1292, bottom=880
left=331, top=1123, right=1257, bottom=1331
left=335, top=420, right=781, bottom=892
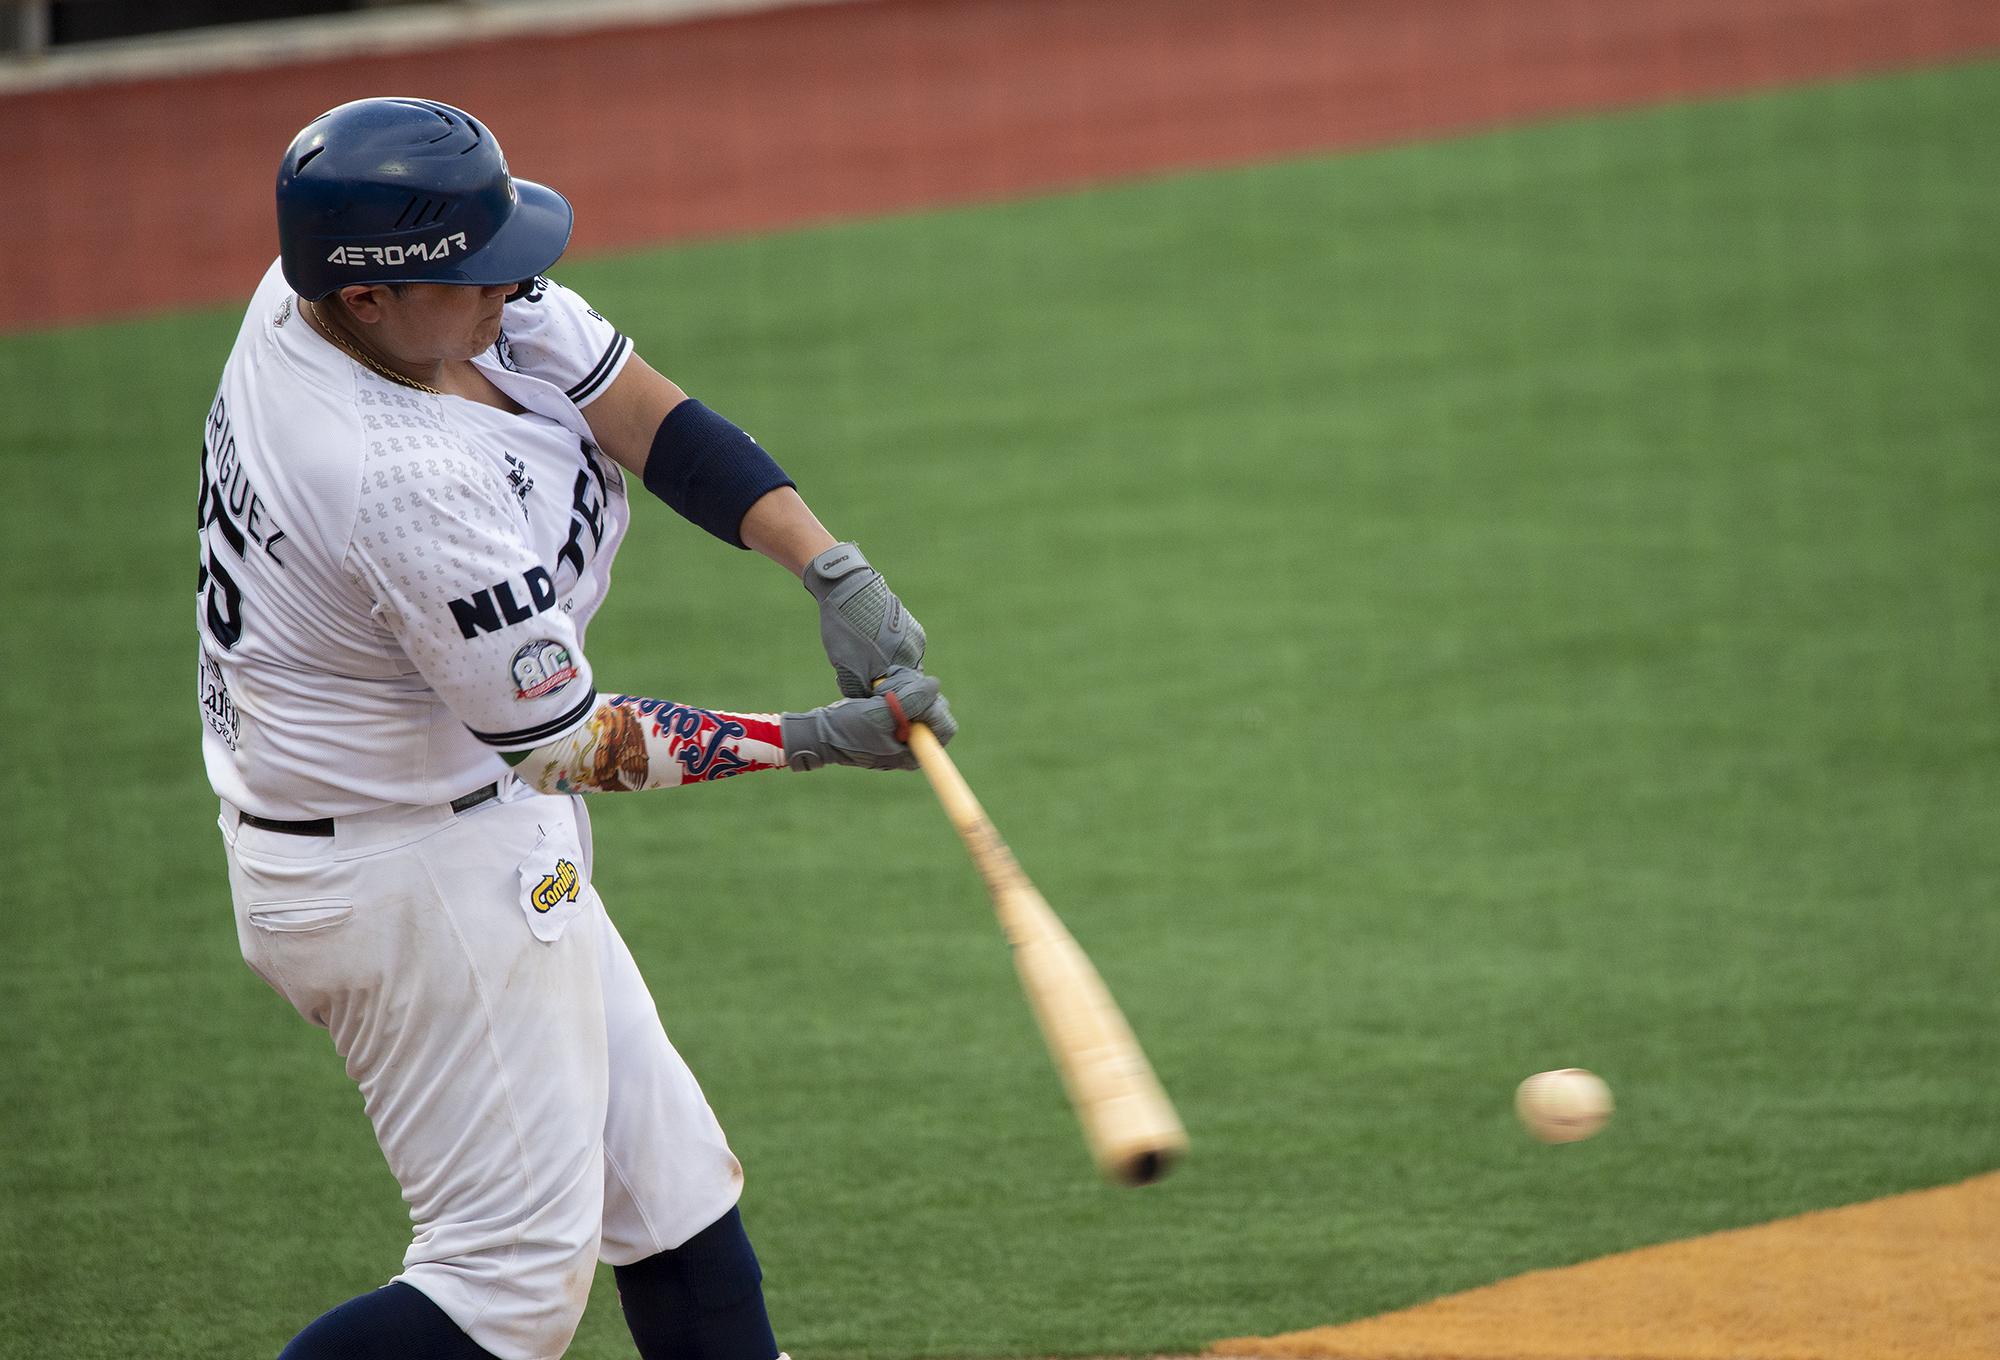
left=511, top=639, right=579, bottom=701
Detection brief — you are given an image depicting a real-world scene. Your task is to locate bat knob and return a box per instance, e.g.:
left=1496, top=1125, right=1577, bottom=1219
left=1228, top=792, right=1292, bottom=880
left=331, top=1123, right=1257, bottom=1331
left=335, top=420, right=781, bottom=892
left=880, top=689, right=912, bottom=744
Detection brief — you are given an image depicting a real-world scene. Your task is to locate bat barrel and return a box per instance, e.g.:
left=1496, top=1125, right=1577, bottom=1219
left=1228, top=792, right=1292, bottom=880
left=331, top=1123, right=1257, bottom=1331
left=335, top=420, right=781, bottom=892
left=910, top=723, right=1189, bottom=1188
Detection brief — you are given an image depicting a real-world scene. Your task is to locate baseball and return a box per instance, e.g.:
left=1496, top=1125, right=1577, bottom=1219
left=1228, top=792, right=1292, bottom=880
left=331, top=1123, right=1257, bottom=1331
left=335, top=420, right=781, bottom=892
left=1514, top=1068, right=1614, bottom=1143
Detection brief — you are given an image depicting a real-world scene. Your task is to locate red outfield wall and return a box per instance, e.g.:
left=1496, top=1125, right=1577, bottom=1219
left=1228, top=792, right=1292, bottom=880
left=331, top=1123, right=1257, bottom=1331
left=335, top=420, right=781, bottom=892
left=2, top=0, right=1996, bottom=332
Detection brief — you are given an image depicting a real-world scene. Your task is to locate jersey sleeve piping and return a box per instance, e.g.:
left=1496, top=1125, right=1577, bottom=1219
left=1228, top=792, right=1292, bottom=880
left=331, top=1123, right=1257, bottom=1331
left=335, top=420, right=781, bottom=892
left=466, top=688, right=600, bottom=749
left=565, top=332, right=632, bottom=407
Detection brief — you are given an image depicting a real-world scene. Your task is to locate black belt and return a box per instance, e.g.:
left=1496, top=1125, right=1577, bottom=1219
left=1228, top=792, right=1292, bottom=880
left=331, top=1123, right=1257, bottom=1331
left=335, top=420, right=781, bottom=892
left=238, top=782, right=501, bottom=837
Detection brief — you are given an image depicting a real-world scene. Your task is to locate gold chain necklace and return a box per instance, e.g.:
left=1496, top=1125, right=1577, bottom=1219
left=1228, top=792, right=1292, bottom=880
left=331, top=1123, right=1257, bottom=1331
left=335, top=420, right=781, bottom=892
left=305, top=298, right=446, bottom=396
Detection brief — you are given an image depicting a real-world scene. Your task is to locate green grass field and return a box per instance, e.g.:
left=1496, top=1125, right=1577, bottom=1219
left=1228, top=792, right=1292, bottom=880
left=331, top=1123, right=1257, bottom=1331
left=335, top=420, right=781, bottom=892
left=4, top=59, right=1997, bottom=1359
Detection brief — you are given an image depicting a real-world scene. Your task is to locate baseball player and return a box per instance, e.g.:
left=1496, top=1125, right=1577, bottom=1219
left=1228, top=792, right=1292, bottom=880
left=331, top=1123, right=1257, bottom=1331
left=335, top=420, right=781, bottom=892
left=199, top=97, right=956, bottom=1360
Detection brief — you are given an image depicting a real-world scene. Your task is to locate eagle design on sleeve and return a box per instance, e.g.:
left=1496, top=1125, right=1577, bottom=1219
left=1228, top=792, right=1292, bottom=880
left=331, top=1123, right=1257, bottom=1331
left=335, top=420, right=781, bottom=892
left=587, top=701, right=651, bottom=791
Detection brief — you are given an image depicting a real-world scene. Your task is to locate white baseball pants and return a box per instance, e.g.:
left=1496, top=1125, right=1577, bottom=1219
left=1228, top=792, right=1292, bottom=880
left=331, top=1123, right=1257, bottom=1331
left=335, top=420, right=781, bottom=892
left=220, top=780, right=745, bottom=1360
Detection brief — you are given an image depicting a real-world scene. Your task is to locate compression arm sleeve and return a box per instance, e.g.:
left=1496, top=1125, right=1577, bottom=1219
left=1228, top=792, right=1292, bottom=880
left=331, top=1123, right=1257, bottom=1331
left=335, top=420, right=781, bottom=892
left=508, top=693, right=787, bottom=794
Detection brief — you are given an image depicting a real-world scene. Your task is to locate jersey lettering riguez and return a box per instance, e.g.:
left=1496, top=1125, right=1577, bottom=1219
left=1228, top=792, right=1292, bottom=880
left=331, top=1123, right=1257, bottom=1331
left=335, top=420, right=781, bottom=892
left=197, top=260, right=636, bottom=819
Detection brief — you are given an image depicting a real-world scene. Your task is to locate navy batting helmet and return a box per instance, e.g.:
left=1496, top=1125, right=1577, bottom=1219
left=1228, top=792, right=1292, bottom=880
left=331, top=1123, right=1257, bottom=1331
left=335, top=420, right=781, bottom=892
left=276, top=97, right=573, bottom=300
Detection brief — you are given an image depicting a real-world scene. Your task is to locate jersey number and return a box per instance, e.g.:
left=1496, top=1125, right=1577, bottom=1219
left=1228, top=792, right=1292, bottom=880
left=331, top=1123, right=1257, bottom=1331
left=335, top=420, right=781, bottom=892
left=197, top=439, right=247, bottom=650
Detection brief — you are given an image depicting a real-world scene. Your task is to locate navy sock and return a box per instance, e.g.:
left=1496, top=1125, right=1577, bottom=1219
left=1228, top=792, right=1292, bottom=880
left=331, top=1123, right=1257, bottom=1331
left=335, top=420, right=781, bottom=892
left=277, top=1281, right=498, bottom=1360
left=614, top=1206, right=779, bottom=1360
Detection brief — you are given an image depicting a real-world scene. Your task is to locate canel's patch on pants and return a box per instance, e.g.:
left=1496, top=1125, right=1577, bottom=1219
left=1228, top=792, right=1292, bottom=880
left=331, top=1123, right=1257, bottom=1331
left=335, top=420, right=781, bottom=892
left=518, top=824, right=587, bottom=943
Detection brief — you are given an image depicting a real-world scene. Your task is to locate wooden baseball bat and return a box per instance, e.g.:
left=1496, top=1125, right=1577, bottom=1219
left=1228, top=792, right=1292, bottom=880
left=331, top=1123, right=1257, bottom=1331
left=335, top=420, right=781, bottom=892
left=907, top=722, right=1188, bottom=1186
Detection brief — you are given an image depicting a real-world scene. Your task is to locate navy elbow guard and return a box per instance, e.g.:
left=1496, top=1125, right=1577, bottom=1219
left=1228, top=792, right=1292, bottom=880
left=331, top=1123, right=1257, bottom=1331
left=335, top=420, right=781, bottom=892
left=641, top=399, right=796, bottom=547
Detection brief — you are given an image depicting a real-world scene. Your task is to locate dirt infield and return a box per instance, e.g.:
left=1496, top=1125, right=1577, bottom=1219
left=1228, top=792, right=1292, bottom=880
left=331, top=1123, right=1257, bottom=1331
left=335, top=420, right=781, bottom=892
left=3, top=0, right=1997, bottom=331
left=1209, top=1172, right=2000, bottom=1359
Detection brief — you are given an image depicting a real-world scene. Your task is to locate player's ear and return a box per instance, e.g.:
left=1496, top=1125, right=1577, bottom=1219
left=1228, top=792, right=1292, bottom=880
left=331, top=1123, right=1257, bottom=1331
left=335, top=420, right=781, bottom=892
left=338, top=283, right=392, bottom=324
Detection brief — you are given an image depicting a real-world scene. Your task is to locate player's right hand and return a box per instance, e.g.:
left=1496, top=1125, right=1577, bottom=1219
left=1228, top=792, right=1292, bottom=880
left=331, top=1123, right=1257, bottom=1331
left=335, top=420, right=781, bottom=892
left=780, top=667, right=955, bottom=772
left=802, top=542, right=927, bottom=698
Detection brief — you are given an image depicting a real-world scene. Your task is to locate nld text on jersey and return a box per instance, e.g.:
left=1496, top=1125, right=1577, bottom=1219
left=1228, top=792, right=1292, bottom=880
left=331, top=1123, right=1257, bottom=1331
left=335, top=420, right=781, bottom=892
left=449, top=450, right=616, bottom=640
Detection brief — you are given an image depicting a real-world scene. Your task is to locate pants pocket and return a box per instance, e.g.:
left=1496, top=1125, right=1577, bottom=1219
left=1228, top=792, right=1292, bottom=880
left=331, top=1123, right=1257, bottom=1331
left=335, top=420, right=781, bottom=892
left=247, top=898, right=354, bottom=934
left=237, top=896, right=356, bottom=1029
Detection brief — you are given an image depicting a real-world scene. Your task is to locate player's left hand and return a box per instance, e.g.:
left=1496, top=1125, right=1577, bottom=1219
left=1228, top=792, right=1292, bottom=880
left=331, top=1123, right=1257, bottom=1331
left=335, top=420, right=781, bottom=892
left=780, top=667, right=955, bottom=771
left=802, top=542, right=926, bottom=698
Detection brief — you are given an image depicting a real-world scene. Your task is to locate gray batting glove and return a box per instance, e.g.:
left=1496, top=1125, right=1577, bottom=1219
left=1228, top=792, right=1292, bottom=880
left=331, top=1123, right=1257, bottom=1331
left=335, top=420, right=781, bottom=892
left=781, top=667, right=957, bottom=772
left=803, top=542, right=926, bottom=699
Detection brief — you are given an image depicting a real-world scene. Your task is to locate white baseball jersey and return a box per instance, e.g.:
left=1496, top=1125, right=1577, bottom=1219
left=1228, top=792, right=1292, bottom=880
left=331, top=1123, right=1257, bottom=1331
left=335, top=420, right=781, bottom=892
left=198, top=261, right=637, bottom=819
